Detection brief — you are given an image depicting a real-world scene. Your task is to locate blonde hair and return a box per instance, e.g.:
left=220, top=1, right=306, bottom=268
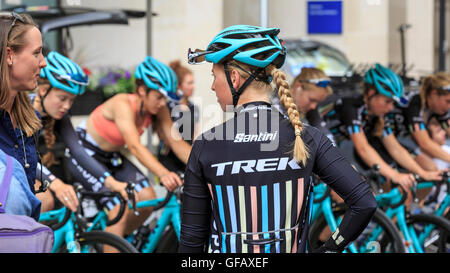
left=0, top=13, right=41, bottom=136
left=292, top=67, right=333, bottom=95
left=226, top=60, right=310, bottom=166
left=420, top=72, right=450, bottom=110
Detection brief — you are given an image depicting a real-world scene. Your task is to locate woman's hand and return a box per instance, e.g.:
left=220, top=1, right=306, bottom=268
left=391, top=172, right=415, bottom=192
left=49, top=179, right=79, bottom=212
left=160, top=171, right=184, bottom=191
left=418, top=170, right=444, bottom=182
left=104, top=176, right=139, bottom=202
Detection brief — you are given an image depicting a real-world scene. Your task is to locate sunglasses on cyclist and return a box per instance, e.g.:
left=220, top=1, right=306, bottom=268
left=0, top=11, right=25, bottom=38
left=393, top=96, right=409, bottom=107
left=55, top=73, right=89, bottom=86
left=187, top=48, right=214, bottom=65
left=299, top=78, right=331, bottom=88
left=438, top=85, right=450, bottom=92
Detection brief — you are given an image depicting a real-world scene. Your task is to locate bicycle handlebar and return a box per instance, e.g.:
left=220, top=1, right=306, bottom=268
left=73, top=182, right=128, bottom=227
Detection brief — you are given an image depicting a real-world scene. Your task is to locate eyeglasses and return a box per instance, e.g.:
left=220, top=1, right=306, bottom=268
left=0, top=11, right=25, bottom=38
left=55, top=73, right=89, bottom=86
left=187, top=48, right=214, bottom=65
left=299, top=78, right=331, bottom=88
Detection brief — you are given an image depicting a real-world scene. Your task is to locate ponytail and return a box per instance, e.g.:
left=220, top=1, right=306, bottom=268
left=271, top=68, right=309, bottom=166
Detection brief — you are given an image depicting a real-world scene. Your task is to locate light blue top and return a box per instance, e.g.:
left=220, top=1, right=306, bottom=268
left=0, top=149, right=41, bottom=221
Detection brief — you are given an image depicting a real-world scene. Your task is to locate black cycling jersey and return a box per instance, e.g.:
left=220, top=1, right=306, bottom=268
left=386, top=92, right=450, bottom=137
left=310, top=95, right=396, bottom=169
left=30, top=92, right=112, bottom=186
left=157, top=100, right=199, bottom=172
left=179, top=101, right=377, bottom=253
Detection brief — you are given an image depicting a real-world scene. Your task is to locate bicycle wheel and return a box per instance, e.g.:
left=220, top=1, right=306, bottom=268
left=309, top=206, right=405, bottom=253
left=407, top=213, right=450, bottom=253
left=154, top=225, right=179, bottom=253
left=58, top=231, right=139, bottom=253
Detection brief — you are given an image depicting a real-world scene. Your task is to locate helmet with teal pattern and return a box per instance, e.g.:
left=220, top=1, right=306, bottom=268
left=187, top=25, right=287, bottom=106
left=364, top=63, right=408, bottom=106
left=134, top=56, right=182, bottom=102
left=39, top=51, right=89, bottom=95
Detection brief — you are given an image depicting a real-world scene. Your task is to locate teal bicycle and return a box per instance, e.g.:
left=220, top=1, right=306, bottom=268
left=308, top=176, right=405, bottom=253
left=369, top=168, right=450, bottom=253
left=72, top=180, right=182, bottom=253
left=38, top=183, right=138, bottom=253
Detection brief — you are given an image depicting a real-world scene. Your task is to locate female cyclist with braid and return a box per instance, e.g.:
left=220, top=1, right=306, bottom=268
left=179, top=25, right=377, bottom=253
left=33, top=51, right=132, bottom=213
left=66, top=56, right=191, bottom=239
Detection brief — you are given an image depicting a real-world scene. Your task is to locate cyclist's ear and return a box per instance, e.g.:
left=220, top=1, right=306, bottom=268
left=136, top=85, right=147, bottom=98
left=292, top=81, right=302, bottom=95
left=366, top=88, right=377, bottom=98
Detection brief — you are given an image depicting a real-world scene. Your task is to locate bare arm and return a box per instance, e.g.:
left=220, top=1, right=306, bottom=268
left=156, top=104, right=192, bottom=164
left=382, top=134, right=442, bottom=181
left=351, top=132, right=415, bottom=191
left=412, top=130, right=450, bottom=162
left=113, top=98, right=181, bottom=190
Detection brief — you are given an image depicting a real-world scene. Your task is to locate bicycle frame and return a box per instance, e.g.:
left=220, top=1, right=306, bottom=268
left=311, top=183, right=358, bottom=253
left=375, top=184, right=450, bottom=253
left=133, top=194, right=181, bottom=253
left=376, top=188, right=417, bottom=252
left=39, top=207, right=81, bottom=253
left=82, top=193, right=181, bottom=253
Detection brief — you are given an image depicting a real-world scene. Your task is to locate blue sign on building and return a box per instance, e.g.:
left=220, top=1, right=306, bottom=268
left=307, top=1, right=343, bottom=34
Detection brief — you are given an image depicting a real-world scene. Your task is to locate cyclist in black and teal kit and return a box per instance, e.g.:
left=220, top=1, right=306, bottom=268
left=386, top=72, right=450, bottom=171
left=32, top=51, right=132, bottom=213
left=314, top=64, right=442, bottom=192
left=179, top=25, right=377, bottom=253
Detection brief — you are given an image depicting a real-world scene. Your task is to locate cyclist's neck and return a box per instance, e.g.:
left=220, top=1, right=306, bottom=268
left=236, top=87, right=270, bottom=107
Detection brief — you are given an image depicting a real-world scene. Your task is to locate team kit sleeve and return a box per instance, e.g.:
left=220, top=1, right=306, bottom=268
left=56, top=115, right=112, bottom=182
left=179, top=139, right=212, bottom=253
left=311, top=128, right=377, bottom=252
left=402, top=95, right=426, bottom=133
left=339, top=99, right=364, bottom=136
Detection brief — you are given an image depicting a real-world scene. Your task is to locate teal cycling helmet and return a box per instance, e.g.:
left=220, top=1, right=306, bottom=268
left=364, top=63, right=408, bottom=106
left=39, top=51, right=89, bottom=95
left=134, top=56, right=182, bottom=102
left=188, top=25, right=286, bottom=106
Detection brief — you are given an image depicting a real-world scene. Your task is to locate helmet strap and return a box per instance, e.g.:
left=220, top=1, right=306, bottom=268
left=224, top=62, right=264, bottom=108
left=139, top=101, right=144, bottom=116
left=39, top=85, right=53, bottom=115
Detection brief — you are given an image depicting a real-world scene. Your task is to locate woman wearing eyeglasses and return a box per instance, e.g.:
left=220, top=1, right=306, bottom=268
left=180, top=25, right=377, bottom=253
left=317, top=64, right=442, bottom=193
left=32, top=51, right=133, bottom=216
left=0, top=12, right=47, bottom=220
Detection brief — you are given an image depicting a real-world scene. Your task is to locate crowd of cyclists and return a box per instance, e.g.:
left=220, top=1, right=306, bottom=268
left=0, top=11, right=449, bottom=254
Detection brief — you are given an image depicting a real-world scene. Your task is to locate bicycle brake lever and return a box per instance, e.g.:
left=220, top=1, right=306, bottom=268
left=126, top=183, right=139, bottom=216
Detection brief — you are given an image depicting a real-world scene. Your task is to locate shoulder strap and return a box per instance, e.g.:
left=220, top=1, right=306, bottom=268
left=0, top=155, right=14, bottom=213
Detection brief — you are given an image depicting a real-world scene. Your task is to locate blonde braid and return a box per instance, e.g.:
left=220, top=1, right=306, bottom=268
left=272, top=68, right=310, bottom=166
